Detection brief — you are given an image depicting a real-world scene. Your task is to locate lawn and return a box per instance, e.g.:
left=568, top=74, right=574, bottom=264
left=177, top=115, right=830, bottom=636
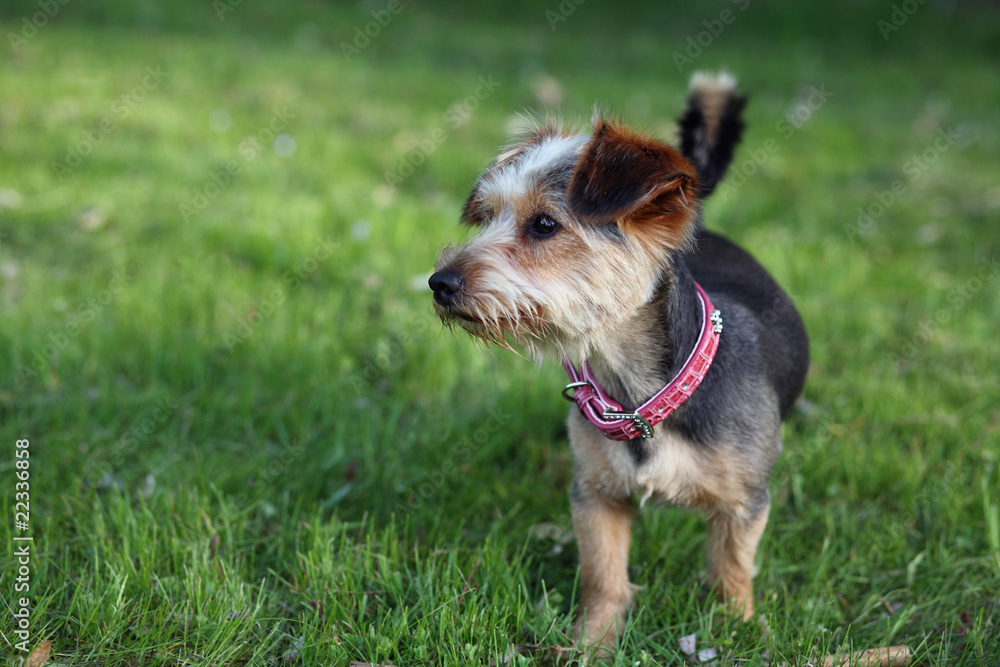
left=1, top=1, right=999, bottom=665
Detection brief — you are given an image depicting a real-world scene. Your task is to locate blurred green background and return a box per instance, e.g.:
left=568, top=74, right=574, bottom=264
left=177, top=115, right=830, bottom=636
left=1, top=1, right=999, bottom=665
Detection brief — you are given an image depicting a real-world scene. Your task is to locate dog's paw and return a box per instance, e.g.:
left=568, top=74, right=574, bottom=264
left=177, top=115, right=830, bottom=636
left=573, top=609, right=626, bottom=657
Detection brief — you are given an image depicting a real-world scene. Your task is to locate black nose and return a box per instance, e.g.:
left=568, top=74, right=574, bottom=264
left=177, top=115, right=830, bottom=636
left=429, top=269, right=463, bottom=305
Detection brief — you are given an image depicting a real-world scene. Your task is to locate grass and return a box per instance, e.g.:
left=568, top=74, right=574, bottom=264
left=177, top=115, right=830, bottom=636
left=1, top=0, right=999, bottom=664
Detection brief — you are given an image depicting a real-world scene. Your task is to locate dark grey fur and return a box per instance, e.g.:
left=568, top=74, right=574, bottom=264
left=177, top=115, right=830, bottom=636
left=607, top=87, right=809, bottom=468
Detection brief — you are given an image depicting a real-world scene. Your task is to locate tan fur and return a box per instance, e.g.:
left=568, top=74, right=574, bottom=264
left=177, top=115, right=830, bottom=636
left=437, top=189, right=673, bottom=361
left=568, top=404, right=774, bottom=637
left=440, top=118, right=702, bottom=363
left=707, top=505, right=769, bottom=620
left=569, top=411, right=705, bottom=506
left=432, top=113, right=779, bottom=651
left=572, top=493, right=634, bottom=649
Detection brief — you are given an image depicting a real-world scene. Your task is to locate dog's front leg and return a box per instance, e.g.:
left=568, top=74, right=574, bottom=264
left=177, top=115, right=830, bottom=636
left=571, top=488, right=635, bottom=649
left=706, top=497, right=770, bottom=621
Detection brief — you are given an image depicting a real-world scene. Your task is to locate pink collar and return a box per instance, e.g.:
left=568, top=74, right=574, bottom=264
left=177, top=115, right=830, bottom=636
left=561, top=282, right=723, bottom=441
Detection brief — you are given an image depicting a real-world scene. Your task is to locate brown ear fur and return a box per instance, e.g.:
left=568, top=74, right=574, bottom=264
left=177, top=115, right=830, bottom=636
left=567, top=117, right=700, bottom=248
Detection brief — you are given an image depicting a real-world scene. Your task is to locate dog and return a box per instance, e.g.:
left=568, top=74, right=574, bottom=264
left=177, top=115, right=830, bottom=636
left=429, top=72, right=809, bottom=649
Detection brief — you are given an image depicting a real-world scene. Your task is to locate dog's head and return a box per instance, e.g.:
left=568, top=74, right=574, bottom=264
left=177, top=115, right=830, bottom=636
left=429, top=116, right=701, bottom=359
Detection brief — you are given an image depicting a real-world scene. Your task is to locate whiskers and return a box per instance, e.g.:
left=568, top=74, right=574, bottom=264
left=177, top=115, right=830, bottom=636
left=439, top=301, right=551, bottom=357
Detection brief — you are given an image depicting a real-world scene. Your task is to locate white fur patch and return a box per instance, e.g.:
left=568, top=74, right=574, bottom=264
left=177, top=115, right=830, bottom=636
left=567, top=409, right=704, bottom=506
left=477, top=134, right=587, bottom=204
left=689, top=70, right=737, bottom=95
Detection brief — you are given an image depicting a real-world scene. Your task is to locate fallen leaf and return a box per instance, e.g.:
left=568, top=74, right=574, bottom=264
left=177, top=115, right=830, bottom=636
left=774, top=645, right=913, bottom=667
left=281, top=635, right=305, bottom=662
left=821, top=646, right=912, bottom=667
left=25, top=641, right=52, bottom=667
left=698, top=646, right=718, bottom=662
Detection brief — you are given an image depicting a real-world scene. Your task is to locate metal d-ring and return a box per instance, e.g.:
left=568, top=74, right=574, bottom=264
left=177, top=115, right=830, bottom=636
left=562, top=381, right=590, bottom=401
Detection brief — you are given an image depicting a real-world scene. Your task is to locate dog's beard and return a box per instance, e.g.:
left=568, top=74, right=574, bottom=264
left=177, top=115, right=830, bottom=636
left=434, top=302, right=550, bottom=355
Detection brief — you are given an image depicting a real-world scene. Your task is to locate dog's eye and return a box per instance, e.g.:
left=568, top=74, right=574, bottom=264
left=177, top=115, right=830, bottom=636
left=529, top=216, right=559, bottom=238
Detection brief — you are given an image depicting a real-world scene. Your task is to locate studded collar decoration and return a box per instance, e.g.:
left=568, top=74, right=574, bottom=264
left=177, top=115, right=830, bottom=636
left=561, top=282, right=723, bottom=441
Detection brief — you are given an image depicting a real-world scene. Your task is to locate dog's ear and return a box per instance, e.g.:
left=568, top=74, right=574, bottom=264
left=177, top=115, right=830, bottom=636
left=568, top=117, right=700, bottom=247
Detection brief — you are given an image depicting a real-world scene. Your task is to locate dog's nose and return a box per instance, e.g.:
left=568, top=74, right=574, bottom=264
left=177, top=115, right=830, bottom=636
left=429, top=269, right=463, bottom=305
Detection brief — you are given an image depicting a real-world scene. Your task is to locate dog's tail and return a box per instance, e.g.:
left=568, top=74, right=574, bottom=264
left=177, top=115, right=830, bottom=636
left=678, top=71, right=747, bottom=199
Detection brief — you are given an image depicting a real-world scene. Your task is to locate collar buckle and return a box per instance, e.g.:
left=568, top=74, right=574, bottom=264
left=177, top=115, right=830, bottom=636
left=560, top=282, right=722, bottom=442
left=602, top=410, right=655, bottom=439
